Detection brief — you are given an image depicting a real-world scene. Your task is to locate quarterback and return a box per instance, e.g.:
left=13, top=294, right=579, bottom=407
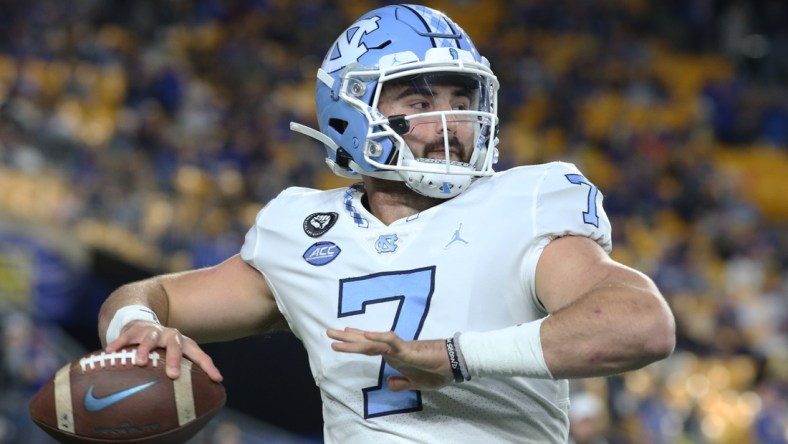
left=98, top=4, right=675, bottom=443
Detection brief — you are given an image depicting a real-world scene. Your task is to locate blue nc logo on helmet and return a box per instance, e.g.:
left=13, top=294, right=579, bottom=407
left=303, top=241, right=341, bottom=266
left=323, top=17, right=381, bottom=74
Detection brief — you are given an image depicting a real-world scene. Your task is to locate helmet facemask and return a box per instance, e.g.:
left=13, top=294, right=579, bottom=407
left=340, top=48, right=500, bottom=198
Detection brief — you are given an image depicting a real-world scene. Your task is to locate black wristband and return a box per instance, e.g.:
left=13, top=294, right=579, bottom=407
left=445, top=337, right=465, bottom=383
left=453, top=332, right=471, bottom=381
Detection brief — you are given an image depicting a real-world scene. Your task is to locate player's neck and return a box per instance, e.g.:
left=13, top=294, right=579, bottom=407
left=361, top=177, right=442, bottom=225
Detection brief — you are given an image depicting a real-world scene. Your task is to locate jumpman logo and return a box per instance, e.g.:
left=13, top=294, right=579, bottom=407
left=445, top=223, right=469, bottom=248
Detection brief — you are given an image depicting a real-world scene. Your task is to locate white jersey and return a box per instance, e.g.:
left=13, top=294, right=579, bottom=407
left=241, top=161, right=612, bottom=443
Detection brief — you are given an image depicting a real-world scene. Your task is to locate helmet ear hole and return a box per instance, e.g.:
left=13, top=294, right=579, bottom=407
left=329, top=118, right=348, bottom=134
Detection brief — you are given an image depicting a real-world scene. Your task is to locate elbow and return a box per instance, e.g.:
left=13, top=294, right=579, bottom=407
left=642, top=305, right=677, bottom=362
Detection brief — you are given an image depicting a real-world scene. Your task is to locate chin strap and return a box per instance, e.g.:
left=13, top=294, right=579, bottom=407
left=290, top=122, right=339, bottom=150
left=290, top=122, right=357, bottom=179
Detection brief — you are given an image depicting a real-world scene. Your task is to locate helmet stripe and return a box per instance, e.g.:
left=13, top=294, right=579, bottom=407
left=402, top=5, right=459, bottom=49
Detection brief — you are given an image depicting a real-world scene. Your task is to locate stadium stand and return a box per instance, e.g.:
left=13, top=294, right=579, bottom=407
left=1, top=1, right=786, bottom=443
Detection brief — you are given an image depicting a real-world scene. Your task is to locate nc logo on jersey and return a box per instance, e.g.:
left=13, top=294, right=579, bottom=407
left=303, top=241, right=341, bottom=266
left=303, top=212, right=338, bottom=238
left=375, top=234, right=398, bottom=254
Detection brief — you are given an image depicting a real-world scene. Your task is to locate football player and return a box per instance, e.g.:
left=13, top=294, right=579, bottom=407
left=98, top=5, right=675, bottom=443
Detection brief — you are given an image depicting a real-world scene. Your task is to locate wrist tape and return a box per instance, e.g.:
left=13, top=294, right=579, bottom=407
left=456, top=317, right=553, bottom=379
left=105, top=305, right=160, bottom=345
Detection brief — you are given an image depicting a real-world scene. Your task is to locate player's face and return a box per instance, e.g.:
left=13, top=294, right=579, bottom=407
left=378, top=81, right=476, bottom=163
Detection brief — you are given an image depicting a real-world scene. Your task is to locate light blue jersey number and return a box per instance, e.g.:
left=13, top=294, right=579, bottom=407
left=337, top=266, right=436, bottom=418
left=565, top=173, right=600, bottom=227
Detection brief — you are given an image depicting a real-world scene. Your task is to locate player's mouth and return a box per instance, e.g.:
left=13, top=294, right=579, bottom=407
left=425, top=150, right=461, bottom=161
left=422, top=139, right=466, bottom=162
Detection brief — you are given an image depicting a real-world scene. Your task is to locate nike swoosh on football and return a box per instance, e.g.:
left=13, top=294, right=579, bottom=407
left=84, top=380, right=158, bottom=412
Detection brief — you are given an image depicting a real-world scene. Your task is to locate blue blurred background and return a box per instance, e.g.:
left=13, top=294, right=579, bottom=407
left=0, top=1, right=786, bottom=443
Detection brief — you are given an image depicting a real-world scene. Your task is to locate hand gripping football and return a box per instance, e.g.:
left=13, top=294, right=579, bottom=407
left=29, top=348, right=226, bottom=444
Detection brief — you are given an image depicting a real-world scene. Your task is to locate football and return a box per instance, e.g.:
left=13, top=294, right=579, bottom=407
left=29, top=347, right=226, bottom=444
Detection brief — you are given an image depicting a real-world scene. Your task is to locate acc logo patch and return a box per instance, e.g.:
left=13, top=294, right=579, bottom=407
left=303, top=241, right=341, bottom=266
left=303, top=212, right=339, bottom=238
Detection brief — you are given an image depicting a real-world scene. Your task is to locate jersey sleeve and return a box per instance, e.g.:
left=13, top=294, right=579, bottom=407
left=240, top=186, right=310, bottom=270
left=532, top=161, right=612, bottom=251
left=519, top=162, right=613, bottom=310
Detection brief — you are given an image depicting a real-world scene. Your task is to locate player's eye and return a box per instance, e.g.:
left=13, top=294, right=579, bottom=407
left=411, top=100, right=430, bottom=110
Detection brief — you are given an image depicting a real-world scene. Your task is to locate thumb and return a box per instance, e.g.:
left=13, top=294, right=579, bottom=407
left=387, top=375, right=412, bottom=392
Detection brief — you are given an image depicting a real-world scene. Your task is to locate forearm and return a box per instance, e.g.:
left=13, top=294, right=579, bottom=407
left=459, top=276, right=675, bottom=380
left=99, top=256, right=286, bottom=347
left=540, top=281, right=675, bottom=378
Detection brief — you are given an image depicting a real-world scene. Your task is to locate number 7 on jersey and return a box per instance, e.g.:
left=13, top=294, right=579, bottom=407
left=337, top=266, right=436, bottom=418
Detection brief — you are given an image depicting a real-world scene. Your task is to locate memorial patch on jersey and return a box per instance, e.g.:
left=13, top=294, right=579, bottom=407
left=303, top=212, right=339, bottom=237
left=303, top=241, right=341, bottom=266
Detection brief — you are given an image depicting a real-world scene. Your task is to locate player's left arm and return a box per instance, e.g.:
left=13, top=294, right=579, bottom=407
left=329, top=165, right=675, bottom=389
left=328, top=238, right=675, bottom=391
left=535, top=234, right=675, bottom=378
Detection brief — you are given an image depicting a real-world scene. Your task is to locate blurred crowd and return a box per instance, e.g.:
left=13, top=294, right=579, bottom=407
left=0, top=0, right=787, bottom=443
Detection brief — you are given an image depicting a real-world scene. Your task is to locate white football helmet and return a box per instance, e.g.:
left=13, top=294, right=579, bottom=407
left=291, top=4, right=500, bottom=198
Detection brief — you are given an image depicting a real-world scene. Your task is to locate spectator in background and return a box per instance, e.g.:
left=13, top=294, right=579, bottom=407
left=0, top=312, right=61, bottom=444
left=0, top=1, right=784, bottom=442
left=569, top=391, right=610, bottom=444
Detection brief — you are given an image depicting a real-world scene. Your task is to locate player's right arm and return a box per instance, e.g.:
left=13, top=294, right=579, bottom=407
left=97, top=254, right=284, bottom=382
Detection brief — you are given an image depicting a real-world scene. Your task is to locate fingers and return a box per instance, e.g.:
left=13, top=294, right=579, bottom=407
left=105, top=320, right=160, bottom=358
left=158, top=331, right=182, bottom=379
left=327, top=327, right=399, bottom=345
left=105, top=336, right=129, bottom=354
left=103, top=321, right=223, bottom=382
left=326, top=327, right=366, bottom=342
left=182, top=341, right=223, bottom=383
left=363, top=330, right=402, bottom=349
left=327, top=328, right=400, bottom=356
left=135, top=327, right=163, bottom=366
left=328, top=327, right=453, bottom=392
left=156, top=333, right=224, bottom=382
left=388, top=373, right=452, bottom=392
left=387, top=375, right=412, bottom=392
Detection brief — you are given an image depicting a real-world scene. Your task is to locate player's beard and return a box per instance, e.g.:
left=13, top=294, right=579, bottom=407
left=421, top=135, right=470, bottom=164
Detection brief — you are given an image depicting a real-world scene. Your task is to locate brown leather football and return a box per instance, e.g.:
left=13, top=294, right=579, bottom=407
left=29, top=347, right=226, bottom=444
